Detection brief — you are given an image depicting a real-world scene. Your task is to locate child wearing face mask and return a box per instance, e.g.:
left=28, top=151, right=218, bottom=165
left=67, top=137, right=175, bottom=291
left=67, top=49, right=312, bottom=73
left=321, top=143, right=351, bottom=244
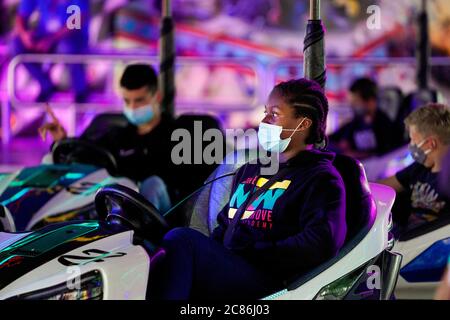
left=149, top=79, right=347, bottom=300
left=379, top=103, right=450, bottom=235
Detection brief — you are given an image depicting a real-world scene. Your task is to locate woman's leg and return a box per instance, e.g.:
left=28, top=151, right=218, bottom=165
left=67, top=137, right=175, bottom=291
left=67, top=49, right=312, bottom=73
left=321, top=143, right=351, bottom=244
left=149, top=227, right=282, bottom=300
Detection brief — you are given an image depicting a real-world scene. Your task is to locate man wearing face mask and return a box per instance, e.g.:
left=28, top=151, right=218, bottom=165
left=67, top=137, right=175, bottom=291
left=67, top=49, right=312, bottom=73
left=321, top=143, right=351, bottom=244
left=39, top=64, right=174, bottom=212
left=329, top=77, right=399, bottom=159
left=379, top=103, right=450, bottom=234
left=149, top=79, right=347, bottom=300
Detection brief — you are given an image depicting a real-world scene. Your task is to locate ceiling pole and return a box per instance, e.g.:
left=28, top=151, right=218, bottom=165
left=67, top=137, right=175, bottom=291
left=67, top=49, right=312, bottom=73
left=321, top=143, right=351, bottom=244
left=303, top=0, right=326, bottom=88
left=159, top=0, right=176, bottom=117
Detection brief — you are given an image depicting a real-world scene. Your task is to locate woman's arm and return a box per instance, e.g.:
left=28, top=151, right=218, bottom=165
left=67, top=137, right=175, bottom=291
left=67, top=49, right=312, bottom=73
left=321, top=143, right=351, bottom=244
left=246, top=173, right=347, bottom=273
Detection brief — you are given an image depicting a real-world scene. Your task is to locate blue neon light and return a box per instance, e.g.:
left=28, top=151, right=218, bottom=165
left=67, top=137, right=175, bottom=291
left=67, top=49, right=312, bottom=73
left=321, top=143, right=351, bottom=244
left=64, top=173, right=85, bottom=180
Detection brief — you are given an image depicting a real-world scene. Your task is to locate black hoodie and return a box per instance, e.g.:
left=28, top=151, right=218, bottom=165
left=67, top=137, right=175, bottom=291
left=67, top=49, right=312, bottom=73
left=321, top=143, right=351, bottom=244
left=211, top=149, right=347, bottom=282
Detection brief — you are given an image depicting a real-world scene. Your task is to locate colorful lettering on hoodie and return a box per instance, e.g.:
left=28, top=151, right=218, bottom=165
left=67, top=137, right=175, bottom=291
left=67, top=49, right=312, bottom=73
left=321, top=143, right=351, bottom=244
left=227, top=177, right=292, bottom=230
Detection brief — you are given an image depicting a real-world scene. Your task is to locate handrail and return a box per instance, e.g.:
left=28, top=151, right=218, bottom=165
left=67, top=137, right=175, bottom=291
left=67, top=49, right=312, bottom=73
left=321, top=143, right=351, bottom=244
left=7, top=53, right=265, bottom=111
left=272, top=56, right=450, bottom=65
left=3, top=53, right=450, bottom=146
left=265, top=56, right=450, bottom=101
left=7, top=54, right=450, bottom=110
left=2, top=53, right=266, bottom=145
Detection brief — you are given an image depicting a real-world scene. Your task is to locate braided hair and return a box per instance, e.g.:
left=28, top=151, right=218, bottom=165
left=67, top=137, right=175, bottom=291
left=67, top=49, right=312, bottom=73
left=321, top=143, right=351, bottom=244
left=271, top=78, right=329, bottom=148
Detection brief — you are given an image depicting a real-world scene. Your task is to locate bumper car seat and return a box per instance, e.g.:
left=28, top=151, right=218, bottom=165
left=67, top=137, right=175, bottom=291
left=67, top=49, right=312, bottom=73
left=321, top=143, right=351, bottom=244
left=187, top=150, right=398, bottom=299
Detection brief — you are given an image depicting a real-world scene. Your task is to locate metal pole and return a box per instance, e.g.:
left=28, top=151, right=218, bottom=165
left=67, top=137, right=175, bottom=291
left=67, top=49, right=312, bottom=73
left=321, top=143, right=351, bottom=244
left=162, top=0, right=171, bottom=16
left=159, top=0, right=175, bottom=117
left=303, top=0, right=326, bottom=88
left=310, top=0, right=321, bottom=20
left=416, top=0, right=429, bottom=90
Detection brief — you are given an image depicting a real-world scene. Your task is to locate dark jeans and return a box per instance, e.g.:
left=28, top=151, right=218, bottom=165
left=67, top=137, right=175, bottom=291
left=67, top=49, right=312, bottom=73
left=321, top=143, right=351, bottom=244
left=149, top=227, right=283, bottom=300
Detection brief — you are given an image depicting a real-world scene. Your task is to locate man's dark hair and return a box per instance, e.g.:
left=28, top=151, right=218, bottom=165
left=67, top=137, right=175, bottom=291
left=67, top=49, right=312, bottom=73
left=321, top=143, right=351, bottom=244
left=120, top=64, right=158, bottom=93
left=349, top=77, right=378, bottom=101
left=271, top=78, right=328, bottom=147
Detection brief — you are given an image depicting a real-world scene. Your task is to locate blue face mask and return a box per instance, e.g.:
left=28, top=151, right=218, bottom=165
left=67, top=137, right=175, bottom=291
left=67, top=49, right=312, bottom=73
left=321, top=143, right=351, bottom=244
left=123, top=104, right=154, bottom=126
left=258, top=118, right=306, bottom=153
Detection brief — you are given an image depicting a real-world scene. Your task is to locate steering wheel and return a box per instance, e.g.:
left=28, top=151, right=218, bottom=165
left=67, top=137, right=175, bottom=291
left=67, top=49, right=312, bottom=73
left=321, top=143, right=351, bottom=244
left=95, top=184, right=170, bottom=242
left=52, top=138, right=119, bottom=175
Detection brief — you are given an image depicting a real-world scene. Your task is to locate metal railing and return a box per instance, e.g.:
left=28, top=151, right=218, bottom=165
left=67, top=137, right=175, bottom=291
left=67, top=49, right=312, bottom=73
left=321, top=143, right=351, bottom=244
left=2, top=53, right=450, bottom=145
left=7, top=53, right=266, bottom=109
left=2, top=53, right=266, bottom=144
left=269, top=56, right=450, bottom=90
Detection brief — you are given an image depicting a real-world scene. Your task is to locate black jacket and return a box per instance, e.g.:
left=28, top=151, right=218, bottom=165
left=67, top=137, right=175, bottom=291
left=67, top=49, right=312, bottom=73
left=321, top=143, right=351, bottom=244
left=85, top=113, right=175, bottom=186
left=212, top=149, right=347, bottom=281
left=329, top=109, right=401, bottom=156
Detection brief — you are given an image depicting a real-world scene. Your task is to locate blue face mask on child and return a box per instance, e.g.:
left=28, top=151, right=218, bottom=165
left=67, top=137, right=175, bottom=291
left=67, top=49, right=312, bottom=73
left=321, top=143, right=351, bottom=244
left=257, top=118, right=306, bottom=153
left=123, top=104, right=154, bottom=126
